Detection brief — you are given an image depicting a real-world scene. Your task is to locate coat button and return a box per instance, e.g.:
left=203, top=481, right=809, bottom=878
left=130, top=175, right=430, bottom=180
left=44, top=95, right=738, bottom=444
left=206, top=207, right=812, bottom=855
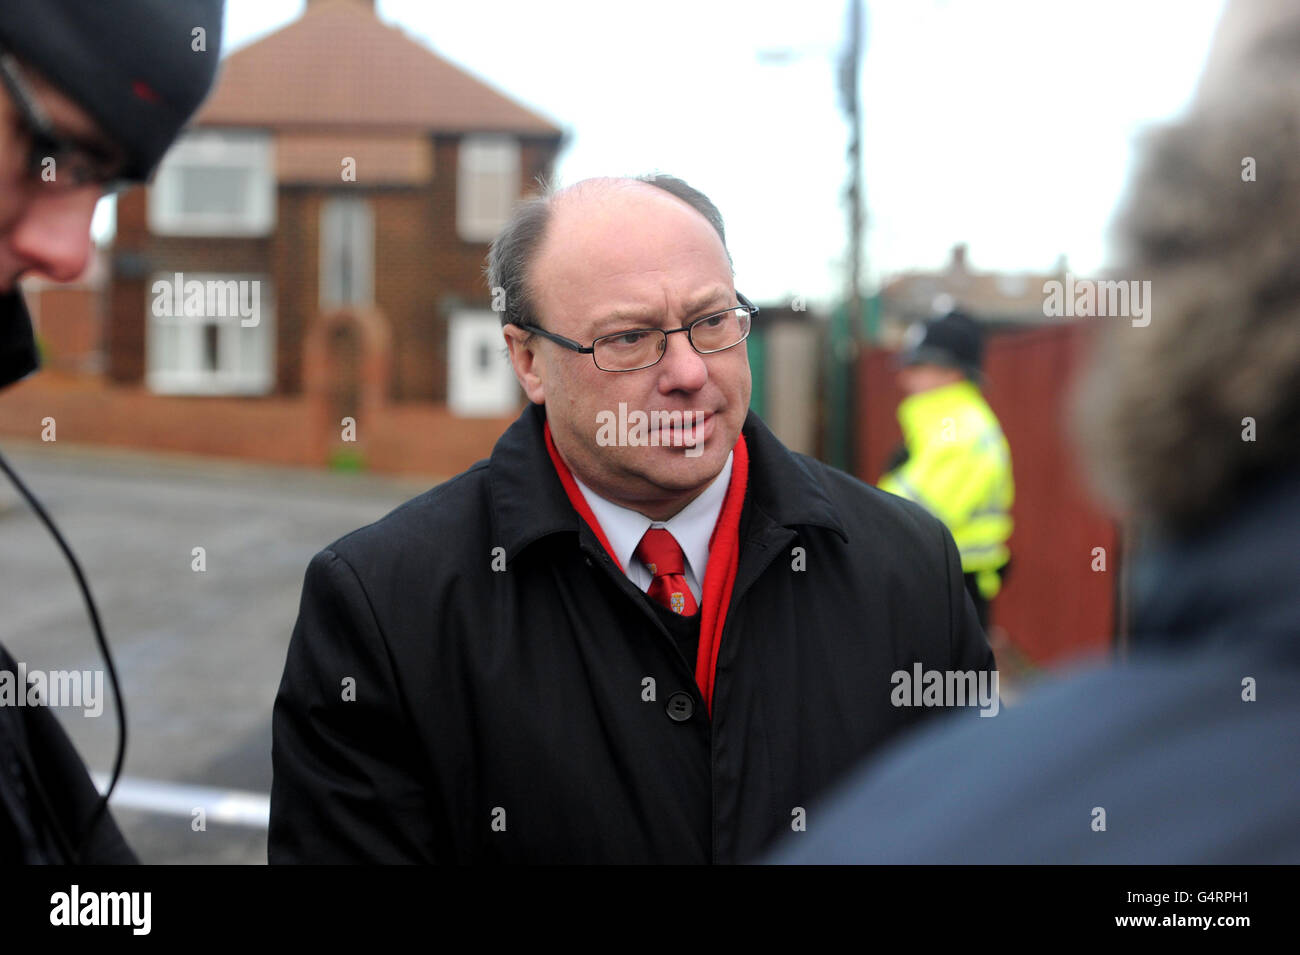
left=666, top=691, right=695, bottom=722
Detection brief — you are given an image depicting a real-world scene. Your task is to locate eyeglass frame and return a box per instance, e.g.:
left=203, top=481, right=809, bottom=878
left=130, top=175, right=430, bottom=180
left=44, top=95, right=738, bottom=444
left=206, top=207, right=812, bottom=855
left=511, top=292, right=760, bottom=372
left=0, top=46, right=131, bottom=194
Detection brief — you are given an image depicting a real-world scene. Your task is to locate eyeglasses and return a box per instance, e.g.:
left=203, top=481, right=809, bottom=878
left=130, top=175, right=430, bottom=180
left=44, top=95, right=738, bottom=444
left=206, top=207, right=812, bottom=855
left=0, top=49, right=129, bottom=193
left=514, top=293, right=759, bottom=372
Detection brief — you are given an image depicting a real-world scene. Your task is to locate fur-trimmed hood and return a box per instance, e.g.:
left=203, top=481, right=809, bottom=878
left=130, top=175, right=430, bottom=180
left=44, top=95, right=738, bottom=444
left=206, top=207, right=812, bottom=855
left=1072, top=8, right=1300, bottom=532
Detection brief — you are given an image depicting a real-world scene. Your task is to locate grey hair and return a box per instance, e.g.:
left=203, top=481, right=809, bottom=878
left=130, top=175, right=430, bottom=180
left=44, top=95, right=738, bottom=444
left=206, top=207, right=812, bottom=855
left=485, top=173, right=732, bottom=334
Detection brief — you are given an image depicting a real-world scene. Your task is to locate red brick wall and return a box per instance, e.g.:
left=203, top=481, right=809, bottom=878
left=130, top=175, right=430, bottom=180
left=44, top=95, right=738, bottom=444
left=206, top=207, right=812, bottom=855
left=272, top=187, right=315, bottom=396
left=0, top=374, right=519, bottom=477
left=29, top=286, right=102, bottom=373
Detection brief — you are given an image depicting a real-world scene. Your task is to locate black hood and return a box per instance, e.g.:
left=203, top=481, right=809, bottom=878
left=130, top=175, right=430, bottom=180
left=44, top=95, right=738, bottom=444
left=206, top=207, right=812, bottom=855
left=0, top=290, right=39, bottom=390
left=0, top=0, right=225, bottom=183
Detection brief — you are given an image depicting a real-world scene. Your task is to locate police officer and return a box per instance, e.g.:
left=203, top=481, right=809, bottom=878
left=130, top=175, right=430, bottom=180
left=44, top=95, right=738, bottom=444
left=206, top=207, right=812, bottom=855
left=880, top=310, right=1013, bottom=629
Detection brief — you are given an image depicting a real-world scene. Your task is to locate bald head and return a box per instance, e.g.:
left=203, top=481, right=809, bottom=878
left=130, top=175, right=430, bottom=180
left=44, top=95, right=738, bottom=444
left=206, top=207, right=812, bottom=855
left=486, top=174, right=731, bottom=335
left=533, top=180, right=733, bottom=331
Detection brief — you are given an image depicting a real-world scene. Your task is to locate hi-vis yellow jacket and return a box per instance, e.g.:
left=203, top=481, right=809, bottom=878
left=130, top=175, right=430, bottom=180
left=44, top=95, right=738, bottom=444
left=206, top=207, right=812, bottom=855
left=879, top=379, right=1014, bottom=599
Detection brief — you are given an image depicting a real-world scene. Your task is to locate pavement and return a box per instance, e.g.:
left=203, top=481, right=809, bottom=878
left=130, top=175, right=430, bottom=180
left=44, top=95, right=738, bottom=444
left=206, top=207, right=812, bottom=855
left=0, top=439, right=433, bottom=864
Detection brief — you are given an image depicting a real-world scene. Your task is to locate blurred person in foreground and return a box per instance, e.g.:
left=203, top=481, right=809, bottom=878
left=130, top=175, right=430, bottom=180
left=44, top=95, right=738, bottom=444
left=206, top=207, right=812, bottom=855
left=0, top=1, right=223, bottom=863
left=879, top=310, right=1013, bottom=630
left=271, top=174, right=994, bottom=864
left=768, top=0, right=1300, bottom=863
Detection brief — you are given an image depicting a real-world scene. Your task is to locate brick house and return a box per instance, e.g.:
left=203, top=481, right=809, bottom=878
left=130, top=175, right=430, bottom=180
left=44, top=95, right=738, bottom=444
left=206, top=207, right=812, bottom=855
left=105, top=0, right=562, bottom=455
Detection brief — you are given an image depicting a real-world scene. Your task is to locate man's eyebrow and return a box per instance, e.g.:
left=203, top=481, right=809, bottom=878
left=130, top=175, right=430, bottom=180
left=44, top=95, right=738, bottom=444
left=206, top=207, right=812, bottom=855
left=589, top=287, right=734, bottom=335
left=683, top=286, right=734, bottom=317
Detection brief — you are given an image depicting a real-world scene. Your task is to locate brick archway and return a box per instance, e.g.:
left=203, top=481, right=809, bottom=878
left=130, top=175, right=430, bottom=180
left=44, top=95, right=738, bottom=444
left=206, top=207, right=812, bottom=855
left=302, top=306, right=392, bottom=464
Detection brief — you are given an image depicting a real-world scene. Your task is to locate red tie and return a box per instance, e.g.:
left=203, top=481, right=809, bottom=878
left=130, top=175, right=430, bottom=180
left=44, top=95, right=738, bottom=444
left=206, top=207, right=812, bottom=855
left=635, top=528, right=699, bottom=617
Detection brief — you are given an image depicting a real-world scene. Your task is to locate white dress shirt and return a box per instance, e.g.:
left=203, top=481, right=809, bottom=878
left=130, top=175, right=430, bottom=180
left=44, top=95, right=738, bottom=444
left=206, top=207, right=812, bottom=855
left=573, top=452, right=734, bottom=603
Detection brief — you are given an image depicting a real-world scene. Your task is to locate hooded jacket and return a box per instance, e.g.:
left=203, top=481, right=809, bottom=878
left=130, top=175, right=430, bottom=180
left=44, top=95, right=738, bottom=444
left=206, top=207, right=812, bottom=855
left=270, top=402, right=994, bottom=863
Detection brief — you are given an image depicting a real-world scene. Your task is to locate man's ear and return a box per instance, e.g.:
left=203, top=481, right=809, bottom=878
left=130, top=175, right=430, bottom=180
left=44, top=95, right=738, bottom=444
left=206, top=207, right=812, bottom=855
left=503, top=325, right=546, bottom=405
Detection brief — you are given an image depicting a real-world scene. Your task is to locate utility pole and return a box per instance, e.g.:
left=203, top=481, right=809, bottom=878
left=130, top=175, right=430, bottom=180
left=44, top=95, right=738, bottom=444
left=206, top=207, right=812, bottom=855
left=757, top=2, right=867, bottom=471
left=840, top=0, right=864, bottom=337
left=823, top=0, right=865, bottom=472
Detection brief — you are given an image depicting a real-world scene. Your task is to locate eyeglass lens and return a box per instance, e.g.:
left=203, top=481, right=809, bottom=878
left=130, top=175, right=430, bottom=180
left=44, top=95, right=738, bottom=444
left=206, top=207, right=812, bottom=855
left=593, top=307, right=750, bottom=371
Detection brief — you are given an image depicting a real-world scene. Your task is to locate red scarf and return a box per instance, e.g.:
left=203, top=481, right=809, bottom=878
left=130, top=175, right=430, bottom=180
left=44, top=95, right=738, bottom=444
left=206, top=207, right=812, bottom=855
left=543, top=421, right=749, bottom=716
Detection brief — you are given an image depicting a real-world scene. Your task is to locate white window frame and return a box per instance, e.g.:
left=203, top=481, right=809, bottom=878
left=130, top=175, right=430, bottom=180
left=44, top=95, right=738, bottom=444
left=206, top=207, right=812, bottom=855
left=148, top=130, right=275, bottom=236
left=146, top=272, right=275, bottom=395
left=456, top=135, right=520, bottom=242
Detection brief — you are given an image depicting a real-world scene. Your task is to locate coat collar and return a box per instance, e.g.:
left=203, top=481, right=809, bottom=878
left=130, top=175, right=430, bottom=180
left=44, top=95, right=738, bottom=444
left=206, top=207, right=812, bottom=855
left=490, top=402, right=848, bottom=563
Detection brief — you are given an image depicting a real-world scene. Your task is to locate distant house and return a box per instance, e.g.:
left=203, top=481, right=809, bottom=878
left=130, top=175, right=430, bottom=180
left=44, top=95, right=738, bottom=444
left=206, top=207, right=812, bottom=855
left=106, top=0, right=563, bottom=428
left=877, top=243, right=1066, bottom=345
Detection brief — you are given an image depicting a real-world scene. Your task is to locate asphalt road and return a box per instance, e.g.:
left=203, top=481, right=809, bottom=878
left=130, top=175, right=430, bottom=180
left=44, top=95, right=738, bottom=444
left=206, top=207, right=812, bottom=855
left=0, top=439, right=433, bottom=864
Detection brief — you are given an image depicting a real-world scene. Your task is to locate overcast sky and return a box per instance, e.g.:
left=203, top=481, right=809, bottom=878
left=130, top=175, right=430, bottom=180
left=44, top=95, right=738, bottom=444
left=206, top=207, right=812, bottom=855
left=97, top=0, right=1226, bottom=308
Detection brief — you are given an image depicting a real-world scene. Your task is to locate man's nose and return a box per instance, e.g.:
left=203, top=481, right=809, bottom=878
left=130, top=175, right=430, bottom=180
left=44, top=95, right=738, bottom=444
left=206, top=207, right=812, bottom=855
left=7, top=188, right=100, bottom=283
left=655, top=329, right=709, bottom=393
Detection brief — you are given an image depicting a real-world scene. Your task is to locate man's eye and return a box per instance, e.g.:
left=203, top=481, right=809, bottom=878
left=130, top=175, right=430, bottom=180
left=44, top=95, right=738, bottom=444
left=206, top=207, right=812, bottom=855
left=39, top=147, right=116, bottom=188
left=67, top=159, right=96, bottom=184
left=608, top=331, right=649, bottom=347
left=73, top=153, right=114, bottom=183
left=700, top=314, right=727, bottom=328
left=35, top=151, right=83, bottom=186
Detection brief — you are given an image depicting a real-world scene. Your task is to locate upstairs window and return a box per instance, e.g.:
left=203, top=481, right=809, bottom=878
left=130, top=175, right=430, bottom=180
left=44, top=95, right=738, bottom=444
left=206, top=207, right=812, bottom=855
left=457, top=136, right=519, bottom=242
left=148, top=131, right=275, bottom=236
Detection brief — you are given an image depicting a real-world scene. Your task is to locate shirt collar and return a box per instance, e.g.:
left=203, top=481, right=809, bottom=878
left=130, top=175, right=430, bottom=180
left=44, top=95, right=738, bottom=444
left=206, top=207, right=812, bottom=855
left=573, top=452, right=734, bottom=579
left=488, top=403, right=848, bottom=565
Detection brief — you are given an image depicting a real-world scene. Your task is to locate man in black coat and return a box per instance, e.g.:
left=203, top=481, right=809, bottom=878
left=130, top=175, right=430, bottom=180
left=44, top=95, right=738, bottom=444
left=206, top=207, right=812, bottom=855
left=768, top=0, right=1300, bottom=865
left=0, top=0, right=224, bottom=863
left=270, top=175, right=994, bottom=863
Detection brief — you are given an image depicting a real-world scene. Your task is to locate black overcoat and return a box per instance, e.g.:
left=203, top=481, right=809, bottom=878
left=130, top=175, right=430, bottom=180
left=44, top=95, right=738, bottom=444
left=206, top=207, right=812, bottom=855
left=270, top=403, right=992, bottom=863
